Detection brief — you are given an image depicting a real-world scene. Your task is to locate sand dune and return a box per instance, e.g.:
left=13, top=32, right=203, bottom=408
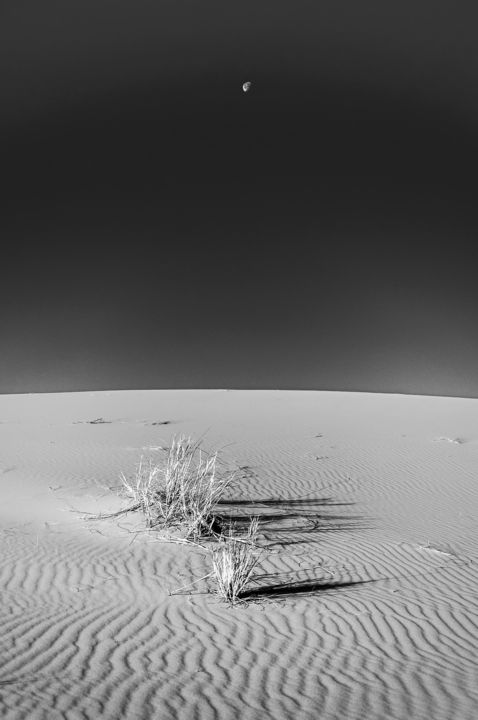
left=1, top=390, right=477, bottom=719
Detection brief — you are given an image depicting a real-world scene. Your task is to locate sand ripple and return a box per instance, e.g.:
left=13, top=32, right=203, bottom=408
left=1, top=390, right=478, bottom=719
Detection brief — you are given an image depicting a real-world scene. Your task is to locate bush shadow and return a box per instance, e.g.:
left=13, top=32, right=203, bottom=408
left=241, top=576, right=375, bottom=600
left=213, top=496, right=372, bottom=544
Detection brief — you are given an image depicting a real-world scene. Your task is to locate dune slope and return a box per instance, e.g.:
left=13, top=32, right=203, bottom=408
left=1, top=390, right=477, bottom=719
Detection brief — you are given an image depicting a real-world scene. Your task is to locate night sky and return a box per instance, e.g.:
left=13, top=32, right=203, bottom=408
left=2, top=0, right=478, bottom=396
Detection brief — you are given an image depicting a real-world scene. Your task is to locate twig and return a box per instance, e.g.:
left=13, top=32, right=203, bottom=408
left=69, top=503, right=142, bottom=520
left=169, top=572, right=215, bottom=595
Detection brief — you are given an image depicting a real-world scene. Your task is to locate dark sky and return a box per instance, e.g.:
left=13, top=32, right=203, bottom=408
left=2, top=0, right=478, bottom=395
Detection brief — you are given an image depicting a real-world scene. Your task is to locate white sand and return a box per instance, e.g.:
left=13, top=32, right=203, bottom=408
left=1, top=390, right=477, bottom=719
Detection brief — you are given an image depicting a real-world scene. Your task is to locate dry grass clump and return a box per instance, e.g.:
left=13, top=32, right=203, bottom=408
left=82, top=435, right=265, bottom=606
left=212, top=518, right=262, bottom=604
left=120, top=435, right=235, bottom=539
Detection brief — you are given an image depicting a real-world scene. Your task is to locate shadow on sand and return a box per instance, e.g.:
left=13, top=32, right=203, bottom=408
left=214, top=496, right=372, bottom=545
left=212, top=494, right=375, bottom=600
left=241, top=576, right=375, bottom=600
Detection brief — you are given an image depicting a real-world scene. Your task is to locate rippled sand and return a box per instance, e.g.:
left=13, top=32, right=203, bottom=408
left=1, top=390, right=477, bottom=719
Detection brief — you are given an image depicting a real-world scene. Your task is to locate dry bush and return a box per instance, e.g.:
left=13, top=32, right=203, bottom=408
left=121, top=435, right=235, bottom=539
left=212, top=518, right=262, bottom=604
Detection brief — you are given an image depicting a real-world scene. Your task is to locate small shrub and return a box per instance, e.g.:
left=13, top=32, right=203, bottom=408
left=212, top=518, right=261, bottom=604
left=121, top=435, right=235, bottom=539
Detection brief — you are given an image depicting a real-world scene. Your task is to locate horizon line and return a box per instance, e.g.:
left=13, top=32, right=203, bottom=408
left=1, top=387, right=477, bottom=401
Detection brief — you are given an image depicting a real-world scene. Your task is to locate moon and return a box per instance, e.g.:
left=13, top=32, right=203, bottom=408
left=242, top=81, right=252, bottom=93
